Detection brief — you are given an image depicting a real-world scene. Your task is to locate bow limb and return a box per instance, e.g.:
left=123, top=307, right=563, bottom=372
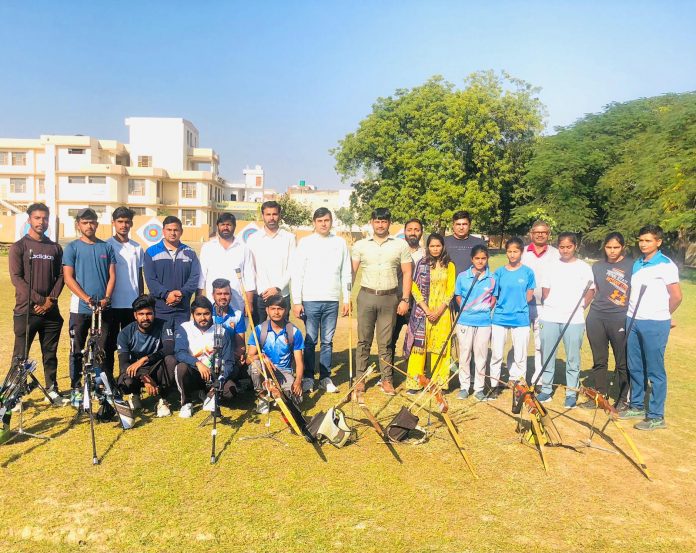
left=529, top=414, right=550, bottom=474
left=609, top=418, right=652, bottom=481
left=441, top=411, right=478, bottom=479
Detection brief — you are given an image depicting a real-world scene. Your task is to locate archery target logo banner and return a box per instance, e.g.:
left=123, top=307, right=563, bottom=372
left=136, top=218, right=163, bottom=244
left=241, top=223, right=259, bottom=244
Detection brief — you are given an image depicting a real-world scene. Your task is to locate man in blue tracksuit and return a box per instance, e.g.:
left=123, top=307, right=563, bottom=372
left=143, top=216, right=201, bottom=330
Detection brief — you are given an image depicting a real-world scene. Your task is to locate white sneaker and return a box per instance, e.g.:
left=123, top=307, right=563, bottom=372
left=45, top=390, right=70, bottom=407
left=302, top=378, right=314, bottom=392
left=319, top=377, right=339, bottom=393
left=128, top=393, right=142, bottom=411
left=156, top=398, right=171, bottom=417
left=179, top=403, right=193, bottom=418
left=256, top=398, right=270, bottom=415
left=202, top=393, right=216, bottom=412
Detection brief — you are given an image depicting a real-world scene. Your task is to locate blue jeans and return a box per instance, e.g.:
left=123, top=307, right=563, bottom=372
left=303, top=301, right=339, bottom=380
left=627, top=318, right=671, bottom=419
left=539, top=321, right=585, bottom=397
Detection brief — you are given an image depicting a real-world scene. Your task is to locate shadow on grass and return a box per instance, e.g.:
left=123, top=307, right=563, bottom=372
left=1, top=415, right=73, bottom=468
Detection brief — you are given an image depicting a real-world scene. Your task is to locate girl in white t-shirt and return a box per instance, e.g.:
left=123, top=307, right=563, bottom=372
left=537, top=232, right=595, bottom=408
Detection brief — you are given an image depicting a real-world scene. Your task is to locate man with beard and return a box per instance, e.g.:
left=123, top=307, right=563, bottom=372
left=389, top=218, right=425, bottom=359
left=9, top=203, right=67, bottom=405
left=197, top=212, right=255, bottom=312
left=171, top=296, right=235, bottom=418
left=116, top=294, right=175, bottom=417
left=63, top=208, right=117, bottom=407
left=247, top=201, right=296, bottom=325
left=208, top=278, right=246, bottom=403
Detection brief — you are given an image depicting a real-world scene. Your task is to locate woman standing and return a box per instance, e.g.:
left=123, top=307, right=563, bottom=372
left=581, top=232, right=632, bottom=410
left=490, top=237, right=536, bottom=392
left=454, top=245, right=496, bottom=400
left=403, top=233, right=456, bottom=392
left=538, top=232, right=595, bottom=408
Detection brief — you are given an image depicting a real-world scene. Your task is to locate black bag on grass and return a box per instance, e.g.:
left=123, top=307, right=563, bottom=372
left=386, top=407, right=419, bottom=442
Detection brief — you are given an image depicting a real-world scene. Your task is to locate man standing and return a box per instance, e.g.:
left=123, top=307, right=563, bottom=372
left=291, top=208, right=351, bottom=393
left=144, top=215, right=201, bottom=330
left=171, top=296, right=235, bottom=418
left=63, top=208, right=116, bottom=406
left=105, top=207, right=144, bottom=378
left=247, top=294, right=305, bottom=414
left=246, top=201, right=296, bottom=325
left=521, top=220, right=559, bottom=382
left=116, top=294, right=175, bottom=417
left=197, top=213, right=255, bottom=312
left=619, top=225, right=682, bottom=430
left=443, top=211, right=486, bottom=276
left=389, top=217, right=425, bottom=359
left=352, top=208, right=413, bottom=398
left=9, top=203, right=67, bottom=405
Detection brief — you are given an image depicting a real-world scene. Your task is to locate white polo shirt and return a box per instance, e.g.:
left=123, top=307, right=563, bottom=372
left=628, top=251, right=679, bottom=321
left=247, top=227, right=296, bottom=297
left=198, top=236, right=255, bottom=311
left=107, top=237, right=144, bottom=309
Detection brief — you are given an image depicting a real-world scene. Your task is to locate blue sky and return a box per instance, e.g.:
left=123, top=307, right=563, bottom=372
left=1, top=1, right=694, bottom=190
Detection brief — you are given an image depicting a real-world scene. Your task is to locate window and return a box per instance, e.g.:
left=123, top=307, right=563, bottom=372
left=181, top=209, right=196, bottom=226
left=88, top=204, right=106, bottom=213
left=156, top=180, right=162, bottom=200
left=68, top=176, right=86, bottom=184
left=10, top=178, right=26, bottom=193
left=138, top=156, right=152, bottom=168
left=128, top=179, right=145, bottom=195
left=12, top=152, right=27, bottom=166
left=255, top=176, right=262, bottom=187
left=68, top=148, right=85, bottom=155
left=38, top=178, right=45, bottom=194
left=0, top=152, right=7, bottom=165
left=181, top=181, right=197, bottom=199
left=88, top=176, right=106, bottom=184
left=130, top=207, right=146, bottom=216
left=68, top=208, right=80, bottom=217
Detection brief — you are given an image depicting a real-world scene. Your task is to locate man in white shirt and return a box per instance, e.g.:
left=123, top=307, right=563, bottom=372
left=247, top=201, right=296, bottom=325
left=291, top=208, right=351, bottom=393
left=521, top=220, right=559, bottom=382
left=197, top=213, right=255, bottom=312
left=105, top=206, right=144, bottom=378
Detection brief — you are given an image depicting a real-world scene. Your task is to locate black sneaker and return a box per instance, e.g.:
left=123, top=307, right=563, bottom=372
left=614, top=400, right=629, bottom=412
left=579, top=400, right=597, bottom=410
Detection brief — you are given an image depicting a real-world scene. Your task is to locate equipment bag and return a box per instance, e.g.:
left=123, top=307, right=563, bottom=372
left=316, top=407, right=354, bottom=448
left=386, top=407, right=419, bottom=442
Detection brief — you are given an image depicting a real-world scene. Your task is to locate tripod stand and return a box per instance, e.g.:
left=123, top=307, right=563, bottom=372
left=1, top=248, right=54, bottom=445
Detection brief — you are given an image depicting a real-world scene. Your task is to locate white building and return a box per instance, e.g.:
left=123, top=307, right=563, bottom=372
left=223, top=165, right=265, bottom=203
left=0, top=117, right=225, bottom=238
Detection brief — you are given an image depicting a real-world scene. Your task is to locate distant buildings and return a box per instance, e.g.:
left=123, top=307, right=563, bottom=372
left=0, top=117, right=263, bottom=238
left=287, top=188, right=352, bottom=216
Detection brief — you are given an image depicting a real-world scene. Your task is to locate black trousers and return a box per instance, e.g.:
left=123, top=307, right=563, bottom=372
left=585, top=310, right=628, bottom=403
left=12, top=310, right=63, bottom=391
left=69, top=311, right=113, bottom=389
left=389, top=312, right=409, bottom=359
left=251, top=293, right=290, bottom=326
left=117, top=357, right=175, bottom=397
left=105, top=308, right=134, bottom=378
left=170, top=356, right=207, bottom=405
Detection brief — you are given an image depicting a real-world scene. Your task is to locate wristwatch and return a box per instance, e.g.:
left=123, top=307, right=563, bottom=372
left=400, top=298, right=409, bottom=304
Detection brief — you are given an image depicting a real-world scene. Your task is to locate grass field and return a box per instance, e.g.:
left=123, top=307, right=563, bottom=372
left=1, top=254, right=695, bottom=553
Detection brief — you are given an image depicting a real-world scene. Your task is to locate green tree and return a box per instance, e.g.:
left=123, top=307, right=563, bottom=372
left=332, top=72, right=545, bottom=234
left=277, top=194, right=312, bottom=227
left=336, top=205, right=358, bottom=231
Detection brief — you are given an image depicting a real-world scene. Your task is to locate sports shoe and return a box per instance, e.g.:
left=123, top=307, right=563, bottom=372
left=634, top=418, right=666, bottom=431
left=564, top=397, right=577, bottom=409
left=579, top=400, right=597, bottom=410
left=70, top=388, right=83, bottom=409
left=473, top=391, right=487, bottom=402
left=379, top=379, right=396, bottom=396
left=319, top=377, right=339, bottom=393
left=156, top=398, right=171, bottom=417
left=457, top=389, right=469, bottom=400
left=45, top=389, right=70, bottom=407
left=614, top=400, right=629, bottom=412
left=405, top=388, right=421, bottom=396
left=256, top=397, right=270, bottom=415
left=536, top=392, right=552, bottom=403
left=487, top=390, right=500, bottom=401
left=179, top=403, right=193, bottom=418
left=202, top=392, right=216, bottom=412
left=618, top=407, right=645, bottom=420
left=302, top=378, right=314, bottom=392
left=128, top=393, right=142, bottom=411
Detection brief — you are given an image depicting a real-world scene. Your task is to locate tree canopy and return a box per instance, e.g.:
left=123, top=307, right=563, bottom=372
left=332, top=72, right=545, bottom=233
left=513, top=92, right=696, bottom=255
left=277, top=194, right=312, bottom=227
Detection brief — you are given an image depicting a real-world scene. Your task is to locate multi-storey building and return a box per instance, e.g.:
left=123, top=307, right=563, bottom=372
left=0, top=117, right=225, bottom=238
left=223, top=165, right=265, bottom=203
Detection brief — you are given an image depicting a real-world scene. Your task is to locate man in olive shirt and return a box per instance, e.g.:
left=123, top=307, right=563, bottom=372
left=352, top=208, right=413, bottom=397
left=443, top=211, right=486, bottom=276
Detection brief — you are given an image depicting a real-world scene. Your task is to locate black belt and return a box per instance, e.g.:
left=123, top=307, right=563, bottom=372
left=361, top=287, right=398, bottom=296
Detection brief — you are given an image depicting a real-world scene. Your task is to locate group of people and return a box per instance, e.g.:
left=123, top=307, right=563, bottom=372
left=8, top=201, right=682, bottom=431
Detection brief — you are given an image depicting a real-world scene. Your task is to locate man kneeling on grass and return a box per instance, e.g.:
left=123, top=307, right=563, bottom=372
left=247, top=294, right=305, bottom=415
left=117, top=294, right=175, bottom=417
left=171, top=296, right=237, bottom=418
